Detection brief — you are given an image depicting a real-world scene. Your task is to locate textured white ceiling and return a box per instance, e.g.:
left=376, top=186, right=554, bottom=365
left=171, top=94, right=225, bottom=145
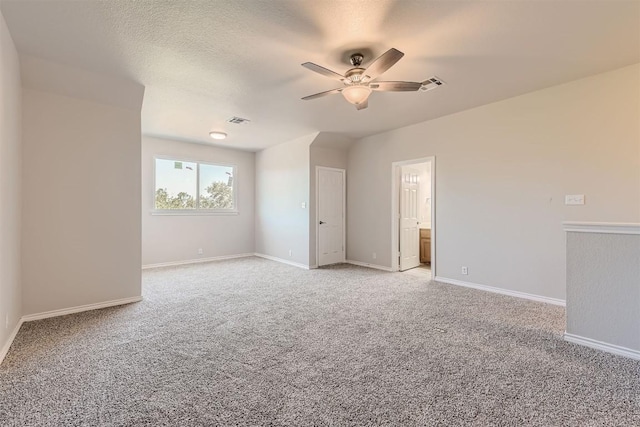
left=2, top=0, right=639, bottom=151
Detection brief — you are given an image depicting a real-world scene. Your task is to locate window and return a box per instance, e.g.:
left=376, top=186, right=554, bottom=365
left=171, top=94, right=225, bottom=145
left=154, top=158, right=236, bottom=213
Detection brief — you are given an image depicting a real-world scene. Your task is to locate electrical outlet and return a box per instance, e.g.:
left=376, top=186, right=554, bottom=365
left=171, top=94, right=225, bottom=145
left=289, top=249, right=292, bottom=257
left=372, top=252, right=377, bottom=259
left=198, top=248, right=203, bottom=255
left=462, top=266, right=468, bottom=275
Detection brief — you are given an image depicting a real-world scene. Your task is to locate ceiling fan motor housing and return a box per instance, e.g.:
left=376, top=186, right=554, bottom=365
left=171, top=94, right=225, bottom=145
left=345, top=67, right=366, bottom=83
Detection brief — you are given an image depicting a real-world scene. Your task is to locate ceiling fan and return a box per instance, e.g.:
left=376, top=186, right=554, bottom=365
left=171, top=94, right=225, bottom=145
left=301, top=48, right=426, bottom=110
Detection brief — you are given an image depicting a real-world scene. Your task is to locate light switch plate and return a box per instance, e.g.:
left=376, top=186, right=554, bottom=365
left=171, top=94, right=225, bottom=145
left=565, top=195, right=585, bottom=205
left=301, top=202, right=306, bottom=209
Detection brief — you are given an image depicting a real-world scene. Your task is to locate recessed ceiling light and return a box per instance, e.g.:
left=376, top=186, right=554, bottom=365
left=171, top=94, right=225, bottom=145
left=209, top=131, right=227, bottom=140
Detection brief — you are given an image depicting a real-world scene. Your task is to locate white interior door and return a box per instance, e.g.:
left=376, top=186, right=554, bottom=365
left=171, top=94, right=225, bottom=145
left=399, top=166, right=420, bottom=271
left=318, top=167, right=345, bottom=266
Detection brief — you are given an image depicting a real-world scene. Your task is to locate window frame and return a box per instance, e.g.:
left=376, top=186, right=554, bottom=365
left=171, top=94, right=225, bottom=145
left=152, top=155, right=238, bottom=216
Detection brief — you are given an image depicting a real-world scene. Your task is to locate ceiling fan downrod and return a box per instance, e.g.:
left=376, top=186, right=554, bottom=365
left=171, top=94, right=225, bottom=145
left=349, top=53, right=364, bottom=67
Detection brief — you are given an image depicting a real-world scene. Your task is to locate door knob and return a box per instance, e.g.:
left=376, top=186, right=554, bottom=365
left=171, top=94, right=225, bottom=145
left=319, top=221, right=325, bottom=224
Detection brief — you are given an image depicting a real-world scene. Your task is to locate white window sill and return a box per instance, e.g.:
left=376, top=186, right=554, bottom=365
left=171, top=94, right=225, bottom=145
left=151, top=210, right=239, bottom=216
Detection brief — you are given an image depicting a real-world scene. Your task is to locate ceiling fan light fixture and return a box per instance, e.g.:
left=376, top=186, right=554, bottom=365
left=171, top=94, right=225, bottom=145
left=209, top=131, right=227, bottom=140
left=342, top=85, right=371, bottom=106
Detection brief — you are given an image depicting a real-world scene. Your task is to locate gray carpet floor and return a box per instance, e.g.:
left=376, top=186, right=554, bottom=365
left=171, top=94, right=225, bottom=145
left=1, top=257, right=639, bottom=426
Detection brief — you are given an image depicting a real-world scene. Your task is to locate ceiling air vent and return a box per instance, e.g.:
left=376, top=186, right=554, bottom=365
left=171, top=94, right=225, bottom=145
left=227, top=116, right=251, bottom=124
left=420, top=76, right=445, bottom=92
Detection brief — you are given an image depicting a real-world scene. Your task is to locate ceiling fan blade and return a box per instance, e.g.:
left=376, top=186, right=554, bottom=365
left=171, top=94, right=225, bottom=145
left=301, top=88, right=342, bottom=100
left=301, top=62, right=345, bottom=81
left=363, top=48, right=404, bottom=80
left=355, top=99, right=368, bottom=110
left=370, top=81, right=422, bottom=92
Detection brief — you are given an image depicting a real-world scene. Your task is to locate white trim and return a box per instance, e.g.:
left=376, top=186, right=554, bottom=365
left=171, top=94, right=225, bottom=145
left=154, top=154, right=238, bottom=168
left=346, top=259, right=393, bottom=272
left=563, top=222, right=640, bottom=235
left=142, top=253, right=254, bottom=270
left=564, top=333, right=640, bottom=361
left=254, top=253, right=310, bottom=270
left=316, top=166, right=346, bottom=267
left=391, top=157, right=436, bottom=275
left=150, top=210, right=239, bottom=216
left=309, top=265, right=318, bottom=269
left=0, top=318, right=25, bottom=365
left=429, top=159, right=436, bottom=277
left=21, top=296, right=143, bottom=322
left=434, top=276, right=566, bottom=306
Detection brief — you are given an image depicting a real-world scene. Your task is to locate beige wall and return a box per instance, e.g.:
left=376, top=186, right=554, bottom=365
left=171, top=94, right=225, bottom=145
left=21, top=88, right=143, bottom=315
left=142, top=136, right=255, bottom=266
left=0, top=10, right=22, bottom=356
left=255, top=133, right=316, bottom=266
left=347, top=63, right=640, bottom=301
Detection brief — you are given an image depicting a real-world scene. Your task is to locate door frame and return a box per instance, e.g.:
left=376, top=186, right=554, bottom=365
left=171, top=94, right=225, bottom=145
left=316, top=166, right=346, bottom=267
left=390, top=157, right=436, bottom=275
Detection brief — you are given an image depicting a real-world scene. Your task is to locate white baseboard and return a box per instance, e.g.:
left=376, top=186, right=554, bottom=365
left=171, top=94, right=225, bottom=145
left=142, top=253, right=254, bottom=270
left=346, top=260, right=393, bottom=272
left=564, top=333, right=640, bottom=361
left=254, top=253, right=310, bottom=270
left=0, top=318, right=25, bottom=365
left=434, top=276, right=566, bottom=306
left=22, top=296, right=143, bottom=322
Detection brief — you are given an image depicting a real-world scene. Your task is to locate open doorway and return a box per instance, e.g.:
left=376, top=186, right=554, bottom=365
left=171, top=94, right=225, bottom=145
left=391, top=157, right=435, bottom=279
